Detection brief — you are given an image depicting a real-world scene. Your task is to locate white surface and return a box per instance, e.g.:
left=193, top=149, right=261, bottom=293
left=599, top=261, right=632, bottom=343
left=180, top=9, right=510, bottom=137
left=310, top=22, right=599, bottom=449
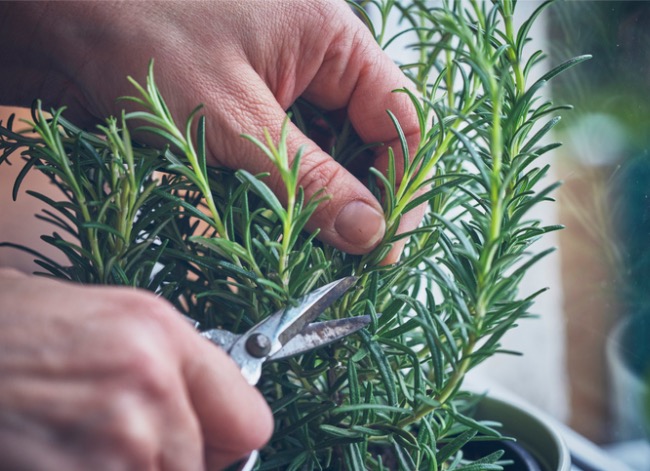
left=605, top=440, right=650, bottom=471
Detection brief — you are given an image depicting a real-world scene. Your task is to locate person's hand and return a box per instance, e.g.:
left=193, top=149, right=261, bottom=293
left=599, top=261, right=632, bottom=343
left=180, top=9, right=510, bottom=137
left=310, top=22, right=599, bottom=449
left=0, top=268, right=273, bottom=471
left=0, top=0, right=422, bottom=262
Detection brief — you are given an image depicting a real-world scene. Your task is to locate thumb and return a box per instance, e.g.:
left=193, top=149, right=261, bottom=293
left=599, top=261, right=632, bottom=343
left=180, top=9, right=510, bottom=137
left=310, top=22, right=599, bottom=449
left=284, top=123, right=387, bottom=254
left=207, top=73, right=386, bottom=255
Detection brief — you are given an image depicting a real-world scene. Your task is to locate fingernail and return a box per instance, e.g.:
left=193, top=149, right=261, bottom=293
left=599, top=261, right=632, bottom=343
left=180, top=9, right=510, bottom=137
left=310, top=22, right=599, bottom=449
left=335, top=201, right=386, bottom=250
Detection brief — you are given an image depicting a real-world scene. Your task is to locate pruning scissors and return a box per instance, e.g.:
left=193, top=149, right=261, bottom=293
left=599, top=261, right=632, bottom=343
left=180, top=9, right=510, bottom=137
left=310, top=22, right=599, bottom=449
left=189, top=276, right=369, bottom=470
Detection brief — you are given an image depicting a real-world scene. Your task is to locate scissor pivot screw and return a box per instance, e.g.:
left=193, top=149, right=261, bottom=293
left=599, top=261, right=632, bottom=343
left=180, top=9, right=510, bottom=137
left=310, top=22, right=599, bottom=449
left=246, top=333, right=272, bottom=358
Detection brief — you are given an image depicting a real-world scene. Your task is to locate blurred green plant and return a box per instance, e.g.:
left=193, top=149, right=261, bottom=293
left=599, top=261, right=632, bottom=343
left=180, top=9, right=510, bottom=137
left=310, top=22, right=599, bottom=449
left=0, top=0, right=586, bottom=469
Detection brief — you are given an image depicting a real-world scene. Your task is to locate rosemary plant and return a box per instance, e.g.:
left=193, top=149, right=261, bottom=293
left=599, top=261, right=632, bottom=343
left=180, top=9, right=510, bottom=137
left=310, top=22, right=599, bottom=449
left=0, top=1, right=587, bottom=469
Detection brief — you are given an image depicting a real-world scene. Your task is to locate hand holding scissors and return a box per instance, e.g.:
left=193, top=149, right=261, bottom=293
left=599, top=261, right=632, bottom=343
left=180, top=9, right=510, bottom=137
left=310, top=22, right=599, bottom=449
left=190, top=277, right=369, bottom=470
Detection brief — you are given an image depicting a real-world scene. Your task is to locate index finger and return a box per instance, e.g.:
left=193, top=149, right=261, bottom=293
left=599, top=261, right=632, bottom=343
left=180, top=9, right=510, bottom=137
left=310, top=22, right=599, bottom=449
left=172, top=315, right=273, bottom=468
left=300, top=5, right=423, bottom=260
left=301, top=6, right=421, bottom=163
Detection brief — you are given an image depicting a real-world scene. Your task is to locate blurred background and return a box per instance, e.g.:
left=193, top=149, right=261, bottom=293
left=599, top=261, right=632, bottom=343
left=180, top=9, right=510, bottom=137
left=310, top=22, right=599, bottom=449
left=475, top=0, right=650, bottom=466
left=549, top=0, right=650, bottom=460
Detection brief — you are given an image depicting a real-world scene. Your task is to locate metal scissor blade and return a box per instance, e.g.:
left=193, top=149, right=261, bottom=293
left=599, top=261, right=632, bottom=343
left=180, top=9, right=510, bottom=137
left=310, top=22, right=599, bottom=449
left=208, top=277, right=357, bottom=385
left=276, top=276, right=357, bottom=346
left=269, top=315, right=371, bottom=361
left=182, top=315, right=243, bottom=352
left=201, top=329, right=240, bottom=350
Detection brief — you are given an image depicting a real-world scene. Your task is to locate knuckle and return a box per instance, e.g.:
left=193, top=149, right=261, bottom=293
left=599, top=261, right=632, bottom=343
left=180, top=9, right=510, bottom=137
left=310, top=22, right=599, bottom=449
left=102, top=395, right=158, bottom=468
left=290, top=0, right=329, bottom=27
left=109, top=289, right=173, bottom=325
left=102, top=295, right=177, bottom=402
left=133, top=352, right=173, bottom=402
left=300, top=151, right=344, bottom=201
left=299, top=152, right=346, bottom=223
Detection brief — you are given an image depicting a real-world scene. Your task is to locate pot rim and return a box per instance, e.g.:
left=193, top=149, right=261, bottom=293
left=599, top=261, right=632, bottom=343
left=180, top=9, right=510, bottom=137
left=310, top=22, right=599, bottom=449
left=472, top=395, right=571, bottom=471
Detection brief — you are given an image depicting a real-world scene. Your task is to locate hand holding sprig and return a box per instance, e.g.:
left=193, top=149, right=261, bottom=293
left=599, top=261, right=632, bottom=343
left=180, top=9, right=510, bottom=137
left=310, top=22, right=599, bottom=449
left=0, top=0, right=422, bottom=259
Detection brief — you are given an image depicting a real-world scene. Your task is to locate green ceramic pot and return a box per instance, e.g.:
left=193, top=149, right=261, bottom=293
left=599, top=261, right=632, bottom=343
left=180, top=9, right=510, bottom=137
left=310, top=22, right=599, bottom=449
left=468, top=396, right=571, bottom=471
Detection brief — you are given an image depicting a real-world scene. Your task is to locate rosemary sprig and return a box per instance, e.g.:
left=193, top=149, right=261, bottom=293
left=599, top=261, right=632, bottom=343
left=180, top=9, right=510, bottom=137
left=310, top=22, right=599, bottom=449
left=0, top=1, right=587, bottom=469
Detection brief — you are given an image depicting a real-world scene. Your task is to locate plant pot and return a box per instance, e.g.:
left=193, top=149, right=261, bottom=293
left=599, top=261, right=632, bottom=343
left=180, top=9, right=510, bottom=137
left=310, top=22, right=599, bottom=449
left=606, top=313, right=650, bottom=441
left=468, top=396, right=571, bottom=471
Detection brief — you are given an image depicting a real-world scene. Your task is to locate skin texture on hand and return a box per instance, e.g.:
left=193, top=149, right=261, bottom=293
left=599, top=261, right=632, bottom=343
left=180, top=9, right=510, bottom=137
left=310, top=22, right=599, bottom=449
left=0, top=0, right=422, bottom=261
left=0, top=1, right=424, bottom=469
left=0, top=269, right=273, bottom=471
